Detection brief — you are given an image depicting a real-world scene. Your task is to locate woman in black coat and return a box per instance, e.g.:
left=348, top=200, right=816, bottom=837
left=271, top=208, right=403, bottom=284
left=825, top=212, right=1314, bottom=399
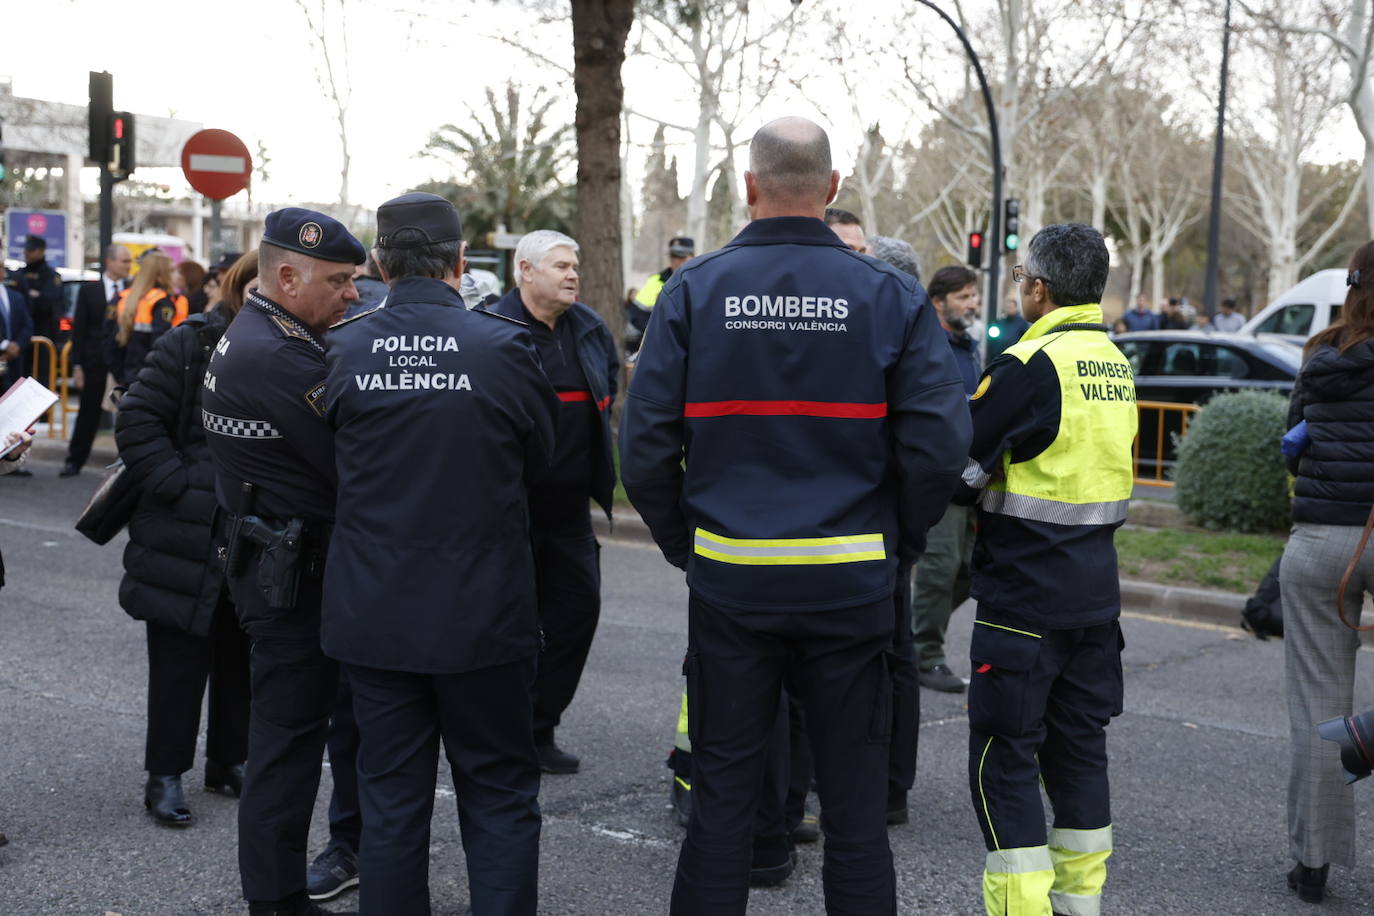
left=1281, top=238, right=1374, bottom=903
left=114, top=252, right=257, bottom=826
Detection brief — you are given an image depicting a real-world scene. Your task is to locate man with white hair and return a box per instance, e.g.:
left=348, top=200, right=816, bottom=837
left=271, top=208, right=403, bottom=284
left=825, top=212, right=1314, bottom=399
left=488, top=229, right=619, bottom=775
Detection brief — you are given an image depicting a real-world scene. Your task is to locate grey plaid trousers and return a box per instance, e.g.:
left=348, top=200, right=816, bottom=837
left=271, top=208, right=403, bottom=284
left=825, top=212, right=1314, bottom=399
left=1282, top=522, right=1374, bottom=869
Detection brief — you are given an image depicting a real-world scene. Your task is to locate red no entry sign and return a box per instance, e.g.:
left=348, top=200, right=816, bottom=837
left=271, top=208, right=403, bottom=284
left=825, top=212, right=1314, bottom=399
left=181, top=129, right=252, bottom=200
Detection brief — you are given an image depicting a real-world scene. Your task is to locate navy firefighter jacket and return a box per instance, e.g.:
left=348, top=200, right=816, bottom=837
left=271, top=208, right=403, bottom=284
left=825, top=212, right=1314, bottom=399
left=620, top=216, right=972, bottom=613
left=320, top=277, right=559, bottom=674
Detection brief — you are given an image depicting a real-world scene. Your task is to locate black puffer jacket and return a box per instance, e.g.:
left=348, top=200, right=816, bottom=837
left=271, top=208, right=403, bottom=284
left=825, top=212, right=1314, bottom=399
left=113, top=310, right=228, bottom=635
left=1288, top=338, right=1374, bottom=526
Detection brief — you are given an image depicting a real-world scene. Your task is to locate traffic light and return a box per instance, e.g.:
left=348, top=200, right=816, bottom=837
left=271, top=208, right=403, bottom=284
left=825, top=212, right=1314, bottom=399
left=110, top=111, right=135, bottom=181
left=1004, top=198, right=1021, bottom=252
left=89, top=71, right=113, bottom=165
left=967, top=231, right=984, bottom=269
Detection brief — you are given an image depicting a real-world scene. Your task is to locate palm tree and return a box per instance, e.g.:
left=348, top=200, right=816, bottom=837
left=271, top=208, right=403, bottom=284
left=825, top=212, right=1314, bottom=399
left=422, top=83, right=576, bottom=240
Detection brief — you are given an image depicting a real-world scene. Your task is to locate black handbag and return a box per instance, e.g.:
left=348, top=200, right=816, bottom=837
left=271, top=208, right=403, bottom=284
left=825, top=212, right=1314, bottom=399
left=75, top=330, right=200, bottom=546
left=74, top=458, right=140, bottom=545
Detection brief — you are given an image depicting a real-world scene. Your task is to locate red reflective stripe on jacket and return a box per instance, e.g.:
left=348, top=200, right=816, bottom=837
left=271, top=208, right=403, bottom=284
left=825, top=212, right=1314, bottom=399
left=683, top=399, right=887, bottom=419
left=558, top=390, right=611, bottom=412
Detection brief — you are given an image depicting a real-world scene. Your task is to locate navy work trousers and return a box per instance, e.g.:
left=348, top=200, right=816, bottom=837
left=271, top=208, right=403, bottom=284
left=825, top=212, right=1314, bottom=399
left=530, top=509, right=601, bottom=743
left=967, top=609, right=1124, bottom=852
left=325, top=669, right=362, bottom=853
left=672, top=594, right=896, bottom=916
left=231, top=571, right=338, bottom=905
left=347, top=657, right=542, bottom=916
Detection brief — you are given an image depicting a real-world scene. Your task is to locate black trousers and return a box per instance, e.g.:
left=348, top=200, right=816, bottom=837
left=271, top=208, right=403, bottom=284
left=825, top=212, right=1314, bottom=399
left=889, top=562, right=919, bottom=799
left=230, top=569, right=338, bottom=905
left=530, top=510, right=601, bottom=743
left=64, top=364, right=108, bottom=471
left=347, top=658, right=542, bottom=916
left=325, top=669, right=362, bottom=853
left=143, top=588, right=250, bottom=775
left=672, top=594, right=896, bottom=916
left=966, top=609, right=1124, bottom=852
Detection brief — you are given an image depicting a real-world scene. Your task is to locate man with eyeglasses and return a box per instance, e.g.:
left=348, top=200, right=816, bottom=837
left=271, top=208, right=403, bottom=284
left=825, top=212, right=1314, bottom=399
left=954, top=224, right=1137, bottom=916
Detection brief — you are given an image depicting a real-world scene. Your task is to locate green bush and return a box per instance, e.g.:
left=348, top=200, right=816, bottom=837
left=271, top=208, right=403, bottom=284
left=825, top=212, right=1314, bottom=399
left=1174, top=390, right=1291, bottom=533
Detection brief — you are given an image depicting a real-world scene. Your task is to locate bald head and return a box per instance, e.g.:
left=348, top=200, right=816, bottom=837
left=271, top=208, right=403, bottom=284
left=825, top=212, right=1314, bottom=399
left=746, top=117, right=837, bottom=214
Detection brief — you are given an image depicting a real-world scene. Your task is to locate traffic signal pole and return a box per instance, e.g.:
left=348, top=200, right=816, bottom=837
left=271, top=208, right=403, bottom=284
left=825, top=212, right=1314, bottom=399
left=98, top=166, right=113, bottom=264
left=912, top=0, right=1002, bottom=360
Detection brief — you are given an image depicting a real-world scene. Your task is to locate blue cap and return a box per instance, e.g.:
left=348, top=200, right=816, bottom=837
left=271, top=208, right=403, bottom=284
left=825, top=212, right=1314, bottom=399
left=261, top=207, right=365, bottom=265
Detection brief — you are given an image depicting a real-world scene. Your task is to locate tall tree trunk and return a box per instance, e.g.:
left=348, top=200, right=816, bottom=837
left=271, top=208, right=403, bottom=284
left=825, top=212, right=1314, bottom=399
left=571, top=0, right=635, bottom=345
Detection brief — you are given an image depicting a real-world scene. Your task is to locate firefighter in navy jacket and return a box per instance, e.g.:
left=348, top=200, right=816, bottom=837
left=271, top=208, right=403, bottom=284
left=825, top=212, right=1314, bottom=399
left=620, top=117, right=971, bottom=915
left=322, top=193, right=558, bottom=915
left=487, top=229, right=618, bottom=776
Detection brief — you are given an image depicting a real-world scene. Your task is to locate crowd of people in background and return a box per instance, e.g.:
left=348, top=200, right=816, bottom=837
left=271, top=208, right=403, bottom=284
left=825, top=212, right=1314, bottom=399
left=1114, top=291, right=1249, bottom=334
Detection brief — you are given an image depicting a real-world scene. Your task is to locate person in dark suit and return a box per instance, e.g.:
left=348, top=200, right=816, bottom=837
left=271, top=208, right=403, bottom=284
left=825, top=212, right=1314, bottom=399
left=63, top=245, right=133, bottom=476
left=0, top=284, right=33, bottom=387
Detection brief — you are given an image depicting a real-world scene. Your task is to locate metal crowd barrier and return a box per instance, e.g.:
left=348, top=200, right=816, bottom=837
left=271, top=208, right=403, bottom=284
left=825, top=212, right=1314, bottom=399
left=28, top=336, right=71, bottom=439
left=1133, top=399, right=1199, bottom=488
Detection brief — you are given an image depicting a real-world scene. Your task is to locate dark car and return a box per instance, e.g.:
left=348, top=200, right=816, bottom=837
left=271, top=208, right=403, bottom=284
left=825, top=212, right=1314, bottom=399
left=1111, top=330, right=1302, bottom=478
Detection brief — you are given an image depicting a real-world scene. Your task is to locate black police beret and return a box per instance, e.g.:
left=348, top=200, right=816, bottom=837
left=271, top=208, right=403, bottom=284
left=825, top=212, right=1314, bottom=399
left=669, top=236, right=694, bottom=255
left=23, top=235, right=46, bottom=251
left=261, top=207, right=366, bottom=265
left=376, top=192, right=463, bottom=249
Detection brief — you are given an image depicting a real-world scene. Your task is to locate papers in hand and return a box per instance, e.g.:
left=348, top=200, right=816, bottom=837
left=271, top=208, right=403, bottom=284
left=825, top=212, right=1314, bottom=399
left=0, top=377, right=58, bottom=458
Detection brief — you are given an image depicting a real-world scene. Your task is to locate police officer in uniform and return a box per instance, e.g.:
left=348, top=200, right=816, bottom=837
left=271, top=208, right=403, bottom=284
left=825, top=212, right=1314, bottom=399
left=487, top=229, right=618, bottom=775
left=621, top=116, right=971, bottom=915
left=6, top=235, right=63, bottom=381
left=953, top=223, right=1137, bottom=916
left=322, top=192, right=558, bottom=916
left=201, top=208, right=364, bottom=916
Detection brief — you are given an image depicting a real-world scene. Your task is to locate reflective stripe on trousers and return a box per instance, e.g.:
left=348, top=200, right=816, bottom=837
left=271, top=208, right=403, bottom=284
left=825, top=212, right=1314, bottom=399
left=1049, top=826, right=1112, bottom=916
left=693, top=527, right=886, bottom=565
left=983, top=847, right=1055, bottom=916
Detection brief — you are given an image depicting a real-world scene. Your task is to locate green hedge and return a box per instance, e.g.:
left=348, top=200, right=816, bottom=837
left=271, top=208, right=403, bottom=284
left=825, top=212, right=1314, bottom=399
left=1174, top=390, right=1291, bottom=533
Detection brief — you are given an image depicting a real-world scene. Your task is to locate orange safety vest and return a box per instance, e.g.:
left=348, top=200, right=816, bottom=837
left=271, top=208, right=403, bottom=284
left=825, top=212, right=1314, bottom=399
left=118, top=288, right=188, bottom=332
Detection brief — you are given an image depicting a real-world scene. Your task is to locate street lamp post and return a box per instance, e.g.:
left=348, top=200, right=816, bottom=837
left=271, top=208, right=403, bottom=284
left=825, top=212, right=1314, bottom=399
left=911, top=0, right=1004, bottom=345
left=1203, top=0, right=1233, bottom=317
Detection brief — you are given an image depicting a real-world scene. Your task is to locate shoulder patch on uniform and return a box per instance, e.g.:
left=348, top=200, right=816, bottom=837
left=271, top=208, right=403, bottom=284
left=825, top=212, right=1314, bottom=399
left=329, top=306, right=383, bottom=330
left=475, top=309, right=528, bottom=327
left=158, top=302, right=175, bottom=323
left=303, top=380, right=327, bottom=417
left=269, top=313, right=315, bottom=343
left=971, top=375, right=992, bottom=400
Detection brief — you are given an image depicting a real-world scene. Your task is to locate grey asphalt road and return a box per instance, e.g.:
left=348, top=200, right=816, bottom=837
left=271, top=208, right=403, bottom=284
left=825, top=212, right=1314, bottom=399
left=1, top=458, right=1373, bottom=915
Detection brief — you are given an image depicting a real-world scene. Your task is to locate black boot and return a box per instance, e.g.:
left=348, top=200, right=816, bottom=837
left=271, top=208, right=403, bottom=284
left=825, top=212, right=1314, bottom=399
left=205, top=760, right=246, bottom=797
left=1288, top=862, right=1329, bottom=904
left=749, top=835, right=796, bottom=887
left=144, top=774, right=193, bottom=826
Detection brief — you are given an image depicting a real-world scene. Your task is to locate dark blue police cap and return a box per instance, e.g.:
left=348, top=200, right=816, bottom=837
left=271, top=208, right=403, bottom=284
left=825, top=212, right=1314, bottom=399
left=376, top=192, right=462, bottom=249
left=23, top=235, right=46, bottom=251
left=261, top=207, right=366, bottom=265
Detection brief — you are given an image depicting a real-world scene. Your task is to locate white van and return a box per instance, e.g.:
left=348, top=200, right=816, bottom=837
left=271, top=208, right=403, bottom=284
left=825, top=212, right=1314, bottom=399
left=1241, top=269, right=1348, bottom=342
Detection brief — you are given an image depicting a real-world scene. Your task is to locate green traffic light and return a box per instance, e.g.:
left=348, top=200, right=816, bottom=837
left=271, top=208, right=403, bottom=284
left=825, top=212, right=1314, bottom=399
left=988, top=324, right=1001, bottom=339
left=1005, top=233, right=1019, bottom=250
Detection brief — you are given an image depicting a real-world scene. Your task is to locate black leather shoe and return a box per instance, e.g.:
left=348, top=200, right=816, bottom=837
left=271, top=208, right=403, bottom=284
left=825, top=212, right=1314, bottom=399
left=144, top=774, right=193, bottom=826
left=750, top=836, right=797, bottom=887
left=1288, top=862, right=1329, bottom=904
left=536, top=742, right=580, bottom=775
left=59, top=462, right=80, bottom=477
left=205, top=760, right=245, bottom=797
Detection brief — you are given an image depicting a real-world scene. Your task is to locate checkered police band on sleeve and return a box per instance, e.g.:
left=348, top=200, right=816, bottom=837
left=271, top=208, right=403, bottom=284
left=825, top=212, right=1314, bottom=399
left=260, top=207, right=366, bottom=265
left=375, top=192, right=463, bottom=249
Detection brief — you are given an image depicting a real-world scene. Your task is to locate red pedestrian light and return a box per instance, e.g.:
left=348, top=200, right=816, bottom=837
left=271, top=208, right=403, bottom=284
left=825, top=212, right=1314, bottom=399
left=967, top=232, right=984, bottom=269
left=970, top=232, right=983, bottom=249
left=113, top=117, right=124, bottom=140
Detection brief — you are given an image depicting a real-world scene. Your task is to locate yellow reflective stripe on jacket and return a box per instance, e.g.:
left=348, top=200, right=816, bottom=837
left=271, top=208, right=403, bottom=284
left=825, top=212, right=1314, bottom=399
left=981, top=491, right=1129, bottom=526
left=692, top=527, right=886, bottom=565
